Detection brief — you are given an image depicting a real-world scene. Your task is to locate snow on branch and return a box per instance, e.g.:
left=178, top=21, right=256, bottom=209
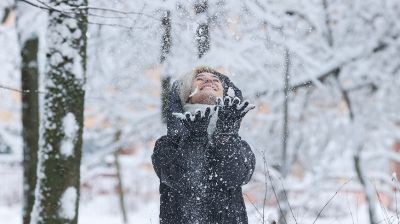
left=254, top=40, right=389, bottom=98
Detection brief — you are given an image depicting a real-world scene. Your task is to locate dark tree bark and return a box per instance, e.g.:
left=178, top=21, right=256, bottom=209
left=160, top=10, right=172, bottom=123
left=323, top=2, right=372, bottom=223
left=114, top=149, right=128, bottom=224
left=113, top=131, right=128, bottom=224
left=1, top=6, right=14, bottom=25
left=160, top=11, right=171, bottom=64
left=354, top=148, right=378, bottom=224
left=20, top=37, right=40, bottom=224
left=15, top=2, right=41, bottom=223
left=195, top=0, right=209, bottom=58
left=30, top=0, right=88, bottom=223
left=161, top=76, right=171, bottom=123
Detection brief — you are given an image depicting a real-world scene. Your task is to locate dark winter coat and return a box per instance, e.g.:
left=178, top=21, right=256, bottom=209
left=152, top=73, right=256, bottom=224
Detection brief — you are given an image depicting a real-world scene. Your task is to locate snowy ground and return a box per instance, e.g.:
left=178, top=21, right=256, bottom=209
left=0, top=203, right=159, bottom=224
left=0, top=156, right=396, bottom=224
left=1, top=199, right=394, bottom=224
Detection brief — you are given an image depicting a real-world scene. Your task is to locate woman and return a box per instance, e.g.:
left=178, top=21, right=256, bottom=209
left=152, top=66, right=256, bottom=224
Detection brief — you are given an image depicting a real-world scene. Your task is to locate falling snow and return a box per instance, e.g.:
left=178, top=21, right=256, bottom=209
left=0, top=0, right=399, bottom=223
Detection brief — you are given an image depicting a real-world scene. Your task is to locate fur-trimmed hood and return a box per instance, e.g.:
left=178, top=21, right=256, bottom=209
left=166, top=69, right=243, bottom=139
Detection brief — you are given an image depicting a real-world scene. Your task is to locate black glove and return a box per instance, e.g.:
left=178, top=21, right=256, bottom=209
left=215, top=96, right=255, bottom=135
left=173, top=107, right=216, bottom=136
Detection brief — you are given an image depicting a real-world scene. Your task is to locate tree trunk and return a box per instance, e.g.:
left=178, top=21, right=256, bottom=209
left=113, top=131, right=128, bottom=224
left=278, top=48, right=290, bottom=224
left=16, top=3, right=41, bottom=223
left=114, top=150, right=128, bottom=224
left=20, top=37, right=40, bottom=224
left=30, top=1, right=88, bottom=223
left=322, top=0, right=354, bottom=119
left=160, top=11, right=171, bottom=64
left=195, top=0, right=209, bottom=58
left=160, top=10, right=171, bottom=123
left=161, top=76, right=171, bottom=123
left=354, top=147, right=378, bottom=224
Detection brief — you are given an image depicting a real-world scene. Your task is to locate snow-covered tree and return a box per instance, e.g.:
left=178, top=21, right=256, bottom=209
left=0, top=0, right=399, bottom=223
left=30, top=0, right=88, bottom=223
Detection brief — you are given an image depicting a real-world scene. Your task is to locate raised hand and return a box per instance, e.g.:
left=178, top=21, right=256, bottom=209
left=215, top=96, right=255, bottom=134
left=173, top=106, right=216, bottom=136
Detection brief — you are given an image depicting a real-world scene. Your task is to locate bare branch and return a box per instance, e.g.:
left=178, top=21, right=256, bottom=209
left=73, top=5, right=160, bottom=21
left=32, top=0, right=159, bottom=21
left=1, top=6, right=16, bottom=25
left=332, top=70, right=354, bottom=120
left=312, top=179, right=352, bottom=224
left=263, top=155, right=288, bottom=224
left=243, top=193, right=264, bottom=223
left=285, top=10, right=317, bottom=33
left=354, top=149, right=378, bottom=224
left=0, top=84, right=45, bottom=94
left=346, top=82, right=378, bottom=93
left=19, top=0, right=152, bottom=30
left=18, top=0, right=47, bottom=10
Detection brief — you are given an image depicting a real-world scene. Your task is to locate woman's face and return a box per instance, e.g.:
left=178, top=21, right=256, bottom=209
left=189, top=72, right=224, bottom=105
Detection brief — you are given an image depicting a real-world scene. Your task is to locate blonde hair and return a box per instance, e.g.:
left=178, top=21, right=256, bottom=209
left=178, top=65, right=221, bottom=105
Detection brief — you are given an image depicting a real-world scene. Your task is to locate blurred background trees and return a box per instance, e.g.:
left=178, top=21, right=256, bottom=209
left=0, top=0, right=399, bottom=223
